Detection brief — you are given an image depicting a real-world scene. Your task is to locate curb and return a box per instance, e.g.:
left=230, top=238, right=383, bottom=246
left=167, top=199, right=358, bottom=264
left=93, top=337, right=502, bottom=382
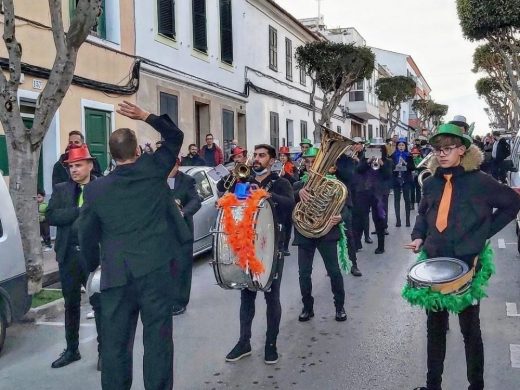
left=42, top=270, right=60, bottom=288
left=23, top=297, right=65, bottom=323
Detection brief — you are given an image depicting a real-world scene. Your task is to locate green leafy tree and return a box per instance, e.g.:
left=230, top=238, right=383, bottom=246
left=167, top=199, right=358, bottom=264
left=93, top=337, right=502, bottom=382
left=411, top=99, right=448, bottom=133
left=476, top=77, right=518, bottom=130
left=457, top=0, right=520, bottom=115
left=375, top=76, right=416, bottom=138
left=296, top=41, right=375, bottom=140
left=0, top=0, right=102, bottom=292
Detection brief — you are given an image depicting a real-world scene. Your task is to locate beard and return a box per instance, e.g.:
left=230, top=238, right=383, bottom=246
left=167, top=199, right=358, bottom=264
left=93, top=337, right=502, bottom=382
left=252, top=162, right=268, bottom=175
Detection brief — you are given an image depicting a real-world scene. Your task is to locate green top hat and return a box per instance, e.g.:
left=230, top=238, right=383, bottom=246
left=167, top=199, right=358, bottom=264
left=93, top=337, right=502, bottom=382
left=300, top=138, right=313, bottom=147
left=303, top=147, right=319, bottom=158
left=429, top=124, right=472, bottom=148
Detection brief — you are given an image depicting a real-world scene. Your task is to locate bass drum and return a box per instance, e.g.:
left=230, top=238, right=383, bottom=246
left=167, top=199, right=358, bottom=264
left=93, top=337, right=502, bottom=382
left=212, top=196, right=280, bottom=291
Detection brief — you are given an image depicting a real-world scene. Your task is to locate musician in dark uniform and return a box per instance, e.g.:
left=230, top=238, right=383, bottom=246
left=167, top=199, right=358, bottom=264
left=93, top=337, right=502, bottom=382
left=46, top=145, right=101, bottom=369
left=293, top=147, right=348, bottom=322
left=224, top=144, right=294, bottom=365
left=168, top=159, right=202, bottom=315
left=79, top=101, right=187, bottom=390
left=406, top=124, right=520, bottom=390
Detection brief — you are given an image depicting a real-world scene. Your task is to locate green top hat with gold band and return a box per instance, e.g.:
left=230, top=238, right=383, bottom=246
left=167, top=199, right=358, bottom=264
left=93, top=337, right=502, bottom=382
left=303, top=147, right=319, bottom=158
left=300, top=138, right=313, bottom=147
left=429, top=124, right=472, bottom=148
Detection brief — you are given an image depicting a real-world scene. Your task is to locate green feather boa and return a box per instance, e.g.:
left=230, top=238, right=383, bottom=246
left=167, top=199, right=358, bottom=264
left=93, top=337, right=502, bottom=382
left=300, top=172, right=351, bottom=274
left=401, top=243, right=495, bottom=313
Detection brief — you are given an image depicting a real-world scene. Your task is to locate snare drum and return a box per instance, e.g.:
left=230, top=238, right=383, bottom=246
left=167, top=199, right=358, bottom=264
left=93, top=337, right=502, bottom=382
left=212, top=196, right=279, bottom=291
left=407, top=257, right=475, bottom=295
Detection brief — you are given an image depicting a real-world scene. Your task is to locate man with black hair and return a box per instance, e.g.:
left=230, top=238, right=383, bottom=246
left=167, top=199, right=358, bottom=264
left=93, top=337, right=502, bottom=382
left=224, top=144, right=294, bottom=365
left=181, top=144, right=206, bottom=166
left=52, top=130, right=102, bottom=187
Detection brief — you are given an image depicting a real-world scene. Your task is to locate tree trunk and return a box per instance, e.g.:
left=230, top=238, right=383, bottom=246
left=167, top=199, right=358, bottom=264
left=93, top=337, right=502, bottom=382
left=6, top=123, right=43, bottom=294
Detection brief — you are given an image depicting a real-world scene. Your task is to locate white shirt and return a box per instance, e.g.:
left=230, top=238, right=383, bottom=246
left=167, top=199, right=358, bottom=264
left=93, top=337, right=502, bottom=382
left=167, top=177, right=175, bottom=189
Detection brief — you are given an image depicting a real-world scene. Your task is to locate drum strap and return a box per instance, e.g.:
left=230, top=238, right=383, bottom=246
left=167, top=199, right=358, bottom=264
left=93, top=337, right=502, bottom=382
left=430, top=255, right=478, bottom=295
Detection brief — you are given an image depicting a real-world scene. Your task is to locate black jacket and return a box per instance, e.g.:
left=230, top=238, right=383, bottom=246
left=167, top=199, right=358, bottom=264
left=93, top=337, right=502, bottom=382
left=335, top=155, right=356, bottom=207
left=292, top=179, right=349, bottom=246
left=356, top=157, right=393, bottom=196
left=181, top=154, right=206, bottom=167
left=78, top=114, right=185, bottom=290
left=494, top=138, right=511, bottom=163
left=46, top=178, right=100, bottom=268
left=411, top=145, right=520, bottom=262
left=390, top=152, right=415, bottom=185
left=52, top=153, right=102, bottom=188
left=169, top=171, right=202, bottom=235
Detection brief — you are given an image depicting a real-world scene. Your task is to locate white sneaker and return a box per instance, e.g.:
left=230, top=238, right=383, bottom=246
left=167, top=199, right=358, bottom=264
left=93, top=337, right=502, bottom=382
left=43, top=246, right=52, bottom=252
left=80, top=286, right=86, bottom=293
left=86, top=311, right=95, bottom=319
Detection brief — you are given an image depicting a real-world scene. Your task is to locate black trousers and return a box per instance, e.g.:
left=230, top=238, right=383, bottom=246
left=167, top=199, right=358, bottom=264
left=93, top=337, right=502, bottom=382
left=353, top=191, right=387, bottom=248
left=343, top=206, right=357, bottom=265
left=283, top=219, right=293, bottom=251
left=40, top=221, right=51, bottom=246
left=297, top=240, right=345, bottom=311
left=426, top=304, right=484, bottom=390
left=239, top=258, right=284, bottom=345
left=171, top=242, right=193, bottom=308
left=58, top=248, right=88, bottom=352
left=393, top=182, right=412, bottom=224
left=89, top=292, right=102, bottom=354
left=100, top=263, right=174, bottom=390
left=410, top=175, right=422, bottom=205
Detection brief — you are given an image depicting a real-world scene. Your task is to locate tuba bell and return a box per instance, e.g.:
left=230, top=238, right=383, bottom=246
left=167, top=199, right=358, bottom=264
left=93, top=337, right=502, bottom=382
left=416, top=152, right=434, bottom=187
left=292, top=127, right=354, bottom=238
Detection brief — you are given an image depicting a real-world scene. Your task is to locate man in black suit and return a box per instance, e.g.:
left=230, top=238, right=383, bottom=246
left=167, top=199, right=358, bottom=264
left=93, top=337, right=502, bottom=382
left=491, top=130, right=511, bottom=183
left=46, top=144, right=101, bottom=369
left=168, top=159, right=202, bottom=315
left=79, top=101, right=185, bottom=390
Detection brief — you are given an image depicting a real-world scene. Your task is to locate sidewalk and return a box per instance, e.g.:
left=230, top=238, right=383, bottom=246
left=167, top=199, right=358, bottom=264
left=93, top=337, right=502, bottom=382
left=42, top=246, right=59, bottom=287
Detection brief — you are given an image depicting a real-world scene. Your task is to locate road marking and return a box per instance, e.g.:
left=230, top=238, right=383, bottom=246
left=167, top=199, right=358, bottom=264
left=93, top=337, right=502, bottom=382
left=498, top=238, right=506, bottom=249
left=36, top=321, right=96, bottom=327
left=510, top=344, right=520, bottom=368
left=506, top=303, right=520, bottom=317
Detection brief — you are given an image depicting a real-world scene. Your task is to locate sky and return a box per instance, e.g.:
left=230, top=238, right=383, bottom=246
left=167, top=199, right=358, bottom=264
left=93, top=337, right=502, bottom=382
left=276, top=0, right=490, bottom=136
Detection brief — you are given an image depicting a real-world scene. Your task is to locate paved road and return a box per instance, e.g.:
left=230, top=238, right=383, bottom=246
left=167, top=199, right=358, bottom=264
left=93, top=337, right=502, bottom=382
left=1, top=202, right=520, bottom=389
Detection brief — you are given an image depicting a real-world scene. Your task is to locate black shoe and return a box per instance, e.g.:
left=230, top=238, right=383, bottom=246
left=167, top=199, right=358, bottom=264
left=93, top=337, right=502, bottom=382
left=225, top=341, right=252, bottom=362
left=385, top=229, right=389, bottom=235
left=364, top=237, right=373, bottom=244
left=172, top=306, right=186, bottom=316
left=371, top=231, right=377, bottom=235
left=298, top=309, right=314, bottom=322
left=283, top=250, right=291, bottom=256
left=335, top=307, right=347, bottom=322
left=350, top=266, right=362, bottom=277
left=410, top=205, right=415, bottom=210
left=97, top=355, right=102, bottom=372
left=51, top=349, right=81, bottom=368
left=396, top=222, right=401, bottom=227
left=264, top=343, right=279, bottom=364
left=375, top=247, right=385, bottom=254
left=406, top=222, right=411, bottom=227
left=412, top=387, right=427, bottom=390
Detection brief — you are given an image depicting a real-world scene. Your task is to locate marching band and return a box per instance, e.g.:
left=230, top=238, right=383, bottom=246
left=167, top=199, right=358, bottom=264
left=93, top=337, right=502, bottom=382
left=50, top=103, right=520, bottom=390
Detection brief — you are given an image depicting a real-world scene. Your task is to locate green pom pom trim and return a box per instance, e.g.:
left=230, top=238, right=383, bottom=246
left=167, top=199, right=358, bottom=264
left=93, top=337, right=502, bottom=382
left=337, top=222, right=352, bottom=273
left=402, top=243, right=495, bottom=313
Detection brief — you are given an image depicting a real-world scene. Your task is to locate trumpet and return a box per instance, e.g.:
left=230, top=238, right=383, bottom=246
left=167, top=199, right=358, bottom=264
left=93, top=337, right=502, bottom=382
left=417, top=152, right=434, bottom=187
left=223, top=155, right=253, bottom=190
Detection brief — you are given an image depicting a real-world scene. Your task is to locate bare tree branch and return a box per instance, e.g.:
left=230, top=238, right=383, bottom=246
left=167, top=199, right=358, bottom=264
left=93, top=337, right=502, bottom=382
left=2, top=0, right=22, bottom=87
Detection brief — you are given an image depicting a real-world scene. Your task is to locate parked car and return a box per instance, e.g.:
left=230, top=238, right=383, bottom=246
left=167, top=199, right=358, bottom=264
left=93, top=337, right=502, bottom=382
left=0, top=174, right=31, bottom=354
left=179, top=166, right=220, bottom=256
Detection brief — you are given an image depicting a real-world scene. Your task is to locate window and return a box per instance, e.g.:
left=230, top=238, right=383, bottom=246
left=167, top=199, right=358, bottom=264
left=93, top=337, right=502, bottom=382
left=193, top=171, right=213, bottom=201
left=285, top=38, right=293, bottom=81
left=85, top=108, right=111, bottom=172
left=160, top=92, right=179, bottom=125
left=222, top=109, right=234, bottom=161
left=158, top=0, right=176, bottom=39
left=300, top=120, right=308, bottom=140
left=219, top=0, right=233, bottom=64
left=286, top=119, right=294, bottom=147
left=0, top=134, right=8, bottom=175
left=270, top=112, right=279, bottom=151
left=355, top=80, right=364, bottom=90
left=368, top=124, right=373, bottom=140
left=192, top=0, right=207, bottom=53
left=70, top=0, right=106, bottom=39
left=349, top=91, right=364, bottom=102
left=269, top=26, right=278, bottom=71
left=299, top=66, right=306, bottom=86
left=336, top=126, right=342, bottom=134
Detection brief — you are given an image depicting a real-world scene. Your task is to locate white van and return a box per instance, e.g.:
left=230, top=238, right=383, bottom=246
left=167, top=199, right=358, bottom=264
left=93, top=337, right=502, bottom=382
left=0, top=173, right=31, bottom=353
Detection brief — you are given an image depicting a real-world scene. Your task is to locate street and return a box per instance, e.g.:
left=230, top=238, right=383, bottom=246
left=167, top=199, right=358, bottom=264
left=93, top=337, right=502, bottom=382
left=1, top=203, right=520, bottom=390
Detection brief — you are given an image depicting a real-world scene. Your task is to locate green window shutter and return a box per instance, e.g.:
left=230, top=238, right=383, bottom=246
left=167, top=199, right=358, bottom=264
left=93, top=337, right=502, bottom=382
left=192, top=0, right=207, bottom=53
left=85, top=108, right=110, bottom=172
left=270, top=112, right=279, bottom=151
left=97, top=0, right=107, bottom=40
left=159, top=92, right=179, bottom=125
left=219, top=0, right=233, bottom=64
left=0, top=135, right=8, bottom=175
left=158, top=0, right=176, bottom=39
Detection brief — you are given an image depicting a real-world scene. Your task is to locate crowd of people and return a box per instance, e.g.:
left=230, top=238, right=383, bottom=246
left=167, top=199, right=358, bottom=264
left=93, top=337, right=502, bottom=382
left=38, top=107, right=520, bottom=390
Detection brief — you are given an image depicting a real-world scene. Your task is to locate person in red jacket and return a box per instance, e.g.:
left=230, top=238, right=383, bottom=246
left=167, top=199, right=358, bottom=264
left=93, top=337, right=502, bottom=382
left=199, top=133, right=224, bottom=167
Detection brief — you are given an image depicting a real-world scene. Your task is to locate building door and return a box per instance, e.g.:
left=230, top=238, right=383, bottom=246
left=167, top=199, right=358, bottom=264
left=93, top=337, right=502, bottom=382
left=0, top=134, right=8, bottom=176
left=269, top=112, right=279, bottom=151
left=237, top=113, right=247, bottom=148
left=85, top=108, right=111, bottom=172
left=194, top=102, right=210, bottom=148
left=286, top=119, right=294, bottom=147
left=20, top=117, right=44, bottom=191
left=222, top=109, right=234, bottom=161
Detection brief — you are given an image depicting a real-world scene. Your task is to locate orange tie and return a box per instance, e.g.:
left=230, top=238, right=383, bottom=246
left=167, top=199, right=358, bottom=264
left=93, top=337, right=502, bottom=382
left=436, top=174, right=453, bottom=232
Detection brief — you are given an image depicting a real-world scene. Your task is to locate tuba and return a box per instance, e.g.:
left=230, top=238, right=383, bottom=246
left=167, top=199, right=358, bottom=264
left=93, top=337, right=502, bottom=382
left=417, top=152, right=434, bottom=187
left=292, top=127, right=355, bottom=238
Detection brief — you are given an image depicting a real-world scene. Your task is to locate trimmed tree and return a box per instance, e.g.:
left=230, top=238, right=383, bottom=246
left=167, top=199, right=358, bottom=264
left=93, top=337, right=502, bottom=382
left=476, top=77, right=517, bottom=130
left=296, top=41, right=375, bottom=141
left=0, top=0, right=102, bottom=293
left=411, top=99, right=448, bottom=133
left=375, top=76, right=416, bottom=138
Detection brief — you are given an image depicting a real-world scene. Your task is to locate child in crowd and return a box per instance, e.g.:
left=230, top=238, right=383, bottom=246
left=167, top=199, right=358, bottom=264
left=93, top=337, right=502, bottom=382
left=37, top=190, right=52, bottom=251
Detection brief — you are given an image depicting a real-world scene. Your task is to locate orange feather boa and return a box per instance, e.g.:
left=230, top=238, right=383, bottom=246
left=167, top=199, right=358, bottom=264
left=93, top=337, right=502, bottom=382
left=217, top=189, right=268, bottom=275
